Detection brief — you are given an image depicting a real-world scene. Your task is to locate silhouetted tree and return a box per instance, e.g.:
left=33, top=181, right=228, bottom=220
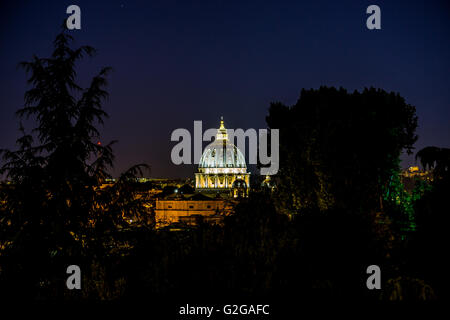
left=0, top=29, right=149, bottom=300
left=406, top=146, right=450, bottom=300
left=266, top=86, right=418, bottom=215
left=416, top=146, right=450, bottom=179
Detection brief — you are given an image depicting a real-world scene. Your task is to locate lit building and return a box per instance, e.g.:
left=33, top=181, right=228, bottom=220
left=154, top=193, right=233, bottom=227
left=154, top=117, right=249, bottom=228
left=401, top=166, right=433, bottom=193
left=195, top=117, right=250, bottom=197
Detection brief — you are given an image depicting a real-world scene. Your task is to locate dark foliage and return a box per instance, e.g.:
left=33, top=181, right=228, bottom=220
left=266, top=86, right=418, bottom=214
left=0, top=31, right=446, bottom=304
left=0, top=29, right=149, bottom=300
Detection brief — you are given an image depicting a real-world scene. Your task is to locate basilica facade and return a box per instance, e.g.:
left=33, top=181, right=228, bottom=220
left=195, top=117, right=250, bottom=197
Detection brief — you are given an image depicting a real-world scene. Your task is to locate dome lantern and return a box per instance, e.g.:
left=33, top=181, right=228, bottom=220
left=216, top=116, right=228, bottom=141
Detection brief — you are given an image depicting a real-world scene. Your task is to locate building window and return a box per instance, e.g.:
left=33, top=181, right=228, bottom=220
left=189, top=205, right=194, bottom=209
left=168, top=205, right=172, bottom=209
left=207, top=205, right=211, bottom=209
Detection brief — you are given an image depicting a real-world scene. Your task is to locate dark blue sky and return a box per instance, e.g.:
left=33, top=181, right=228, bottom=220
left=1, top=0, right=449, bottom=178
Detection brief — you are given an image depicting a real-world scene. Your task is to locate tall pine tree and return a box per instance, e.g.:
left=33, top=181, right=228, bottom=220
left=0, top=28, right=150, bottom=300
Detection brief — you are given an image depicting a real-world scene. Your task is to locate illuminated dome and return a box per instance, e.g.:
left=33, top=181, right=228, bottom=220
left=199, top=117, right=246, bottom=171
left=195, top=117, right=250, bottom=197
left=199, top=140, right=246, bottom=169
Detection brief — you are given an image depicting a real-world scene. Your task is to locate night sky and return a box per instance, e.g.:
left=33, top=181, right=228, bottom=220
left=1, top=0, right=449, bottom=178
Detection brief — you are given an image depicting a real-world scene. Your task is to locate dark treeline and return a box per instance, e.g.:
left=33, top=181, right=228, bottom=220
left=0, top=30, right=449, bottom=303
